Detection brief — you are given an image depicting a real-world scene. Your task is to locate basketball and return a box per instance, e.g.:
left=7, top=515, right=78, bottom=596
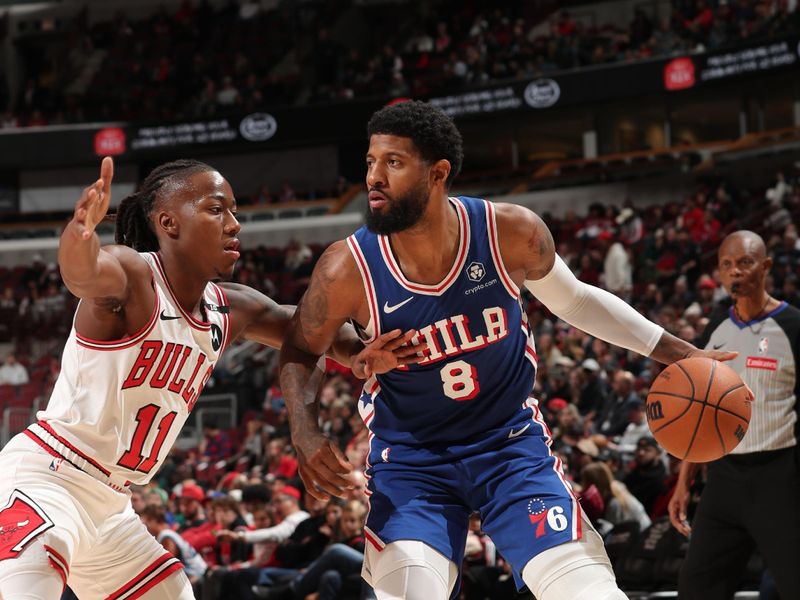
left=646, top=357, right=751, bottom=462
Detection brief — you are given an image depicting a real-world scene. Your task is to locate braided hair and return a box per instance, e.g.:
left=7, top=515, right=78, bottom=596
left=114, top=159, right=213, bottom=252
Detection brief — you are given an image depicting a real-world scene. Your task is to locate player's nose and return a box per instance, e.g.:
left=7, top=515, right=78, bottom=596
left=225, top=212, right=241, bottom=234
left=367, top=164, right=386, bottom=188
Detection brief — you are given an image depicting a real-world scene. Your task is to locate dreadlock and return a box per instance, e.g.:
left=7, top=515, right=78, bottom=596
left=114, top=159, right=214, bottom=252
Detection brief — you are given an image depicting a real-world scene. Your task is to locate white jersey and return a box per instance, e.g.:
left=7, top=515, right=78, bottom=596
left=30, top=252, right=231, bottom=486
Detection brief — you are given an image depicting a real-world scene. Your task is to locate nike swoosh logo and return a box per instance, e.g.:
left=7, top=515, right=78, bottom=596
left=713, top=343, right=726, bottom=349
left=160, top=310, right=181, bottom=321
left=508, top=423, right=531, bottom=439
left=383, top=297, right=413, bottom=314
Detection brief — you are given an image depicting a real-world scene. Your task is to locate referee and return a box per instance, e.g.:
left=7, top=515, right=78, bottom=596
left=669, top=230, right=799, bottom=599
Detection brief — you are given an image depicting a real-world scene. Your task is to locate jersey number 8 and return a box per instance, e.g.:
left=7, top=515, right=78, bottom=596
left=440, top=360, right=480, bottom=401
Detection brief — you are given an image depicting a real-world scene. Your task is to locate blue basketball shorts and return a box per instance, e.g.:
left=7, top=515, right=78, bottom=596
left=361, top=405, right=582, bottom=590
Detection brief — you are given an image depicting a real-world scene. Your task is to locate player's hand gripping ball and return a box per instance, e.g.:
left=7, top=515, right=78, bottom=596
left=646, top=357, right=751, bottom=462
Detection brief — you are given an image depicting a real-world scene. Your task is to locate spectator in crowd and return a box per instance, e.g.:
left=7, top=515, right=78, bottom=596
left=218, top=485, right=311, bottom=594
left=0, top=353, right=29, bottom=386
left=577, top=357, right=610, bottom=418
left=580, top=462, right=652, bottom=533
left=596, top=370, right=640, bottom=438
left=623, top=436, right=668, bottom=516
left=199, top=419, right=234, bottom=466
left=601, top=231, right=632, bottom=300
left=613, top=399, right=650, bottom=460
left=177, top=482, right=209, bottom=532
left=140, top=505, right=208, bottom=587
left=252, top=500, right=370, bottom=600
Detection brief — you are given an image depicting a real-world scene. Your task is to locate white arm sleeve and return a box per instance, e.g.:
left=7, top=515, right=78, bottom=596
left=524, top=255, right=663, bottom=357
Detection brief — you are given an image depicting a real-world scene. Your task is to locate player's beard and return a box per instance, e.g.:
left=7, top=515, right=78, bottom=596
left=365, top=180, right=429, bottom=235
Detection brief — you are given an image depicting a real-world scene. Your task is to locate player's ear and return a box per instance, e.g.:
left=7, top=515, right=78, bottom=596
left=429, top=159, right=450, bottom=188
left=155, top=210, right=179, bottom=238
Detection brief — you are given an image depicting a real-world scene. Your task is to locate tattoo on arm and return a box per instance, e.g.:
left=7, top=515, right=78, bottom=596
left=527, top=218, right=556, bottom=280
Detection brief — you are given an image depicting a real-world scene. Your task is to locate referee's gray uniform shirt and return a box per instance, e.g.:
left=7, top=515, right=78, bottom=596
left=700, top=301, right=799, bottom=453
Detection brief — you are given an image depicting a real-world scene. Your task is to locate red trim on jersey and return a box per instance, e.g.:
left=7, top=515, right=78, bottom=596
left=151, top=252, right=211, bottom=331
left=484, top=200, right=519, bottom=298
left=75, top=277, right=160, bottom=350
left=24, top=430, right=63, bottom=459
left=37, top=421, right=112, bottom=476
left=364, top=529, right=384, bottom=552
left=346, top=236, right=380, bottom=343
left=105, top=553, right=182, bottom=600
left=44, top=545, right=69, bottom=591
left=378, top=198, right=469, bottom=295
left=213, top=284, right=231, bottom=352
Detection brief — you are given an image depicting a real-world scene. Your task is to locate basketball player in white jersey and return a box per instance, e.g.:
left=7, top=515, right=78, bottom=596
left=0, top=157, right=419, bottom=600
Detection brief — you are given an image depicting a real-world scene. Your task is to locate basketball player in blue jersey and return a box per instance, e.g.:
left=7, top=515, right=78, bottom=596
left=279, top=101, right=741, bottom=600
left=0, top=157, right=418, bottom=600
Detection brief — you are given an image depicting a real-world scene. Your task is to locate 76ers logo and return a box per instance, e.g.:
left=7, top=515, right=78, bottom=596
left=0, top=490, right=54, bottom=560
left=527, top=498, right=568, bottom=538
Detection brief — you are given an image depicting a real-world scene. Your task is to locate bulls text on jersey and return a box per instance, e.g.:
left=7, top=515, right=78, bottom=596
left=121, top=341, right=213, bottom=411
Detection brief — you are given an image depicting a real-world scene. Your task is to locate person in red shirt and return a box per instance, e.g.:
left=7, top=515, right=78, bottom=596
left=266, top=438, right=298, bottom=479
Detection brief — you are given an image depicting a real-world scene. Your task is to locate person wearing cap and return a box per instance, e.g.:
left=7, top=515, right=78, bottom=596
left=623, top=436, right=667, bottom=516
left=577, top=357, right=611, bottom=419
left=177, top=482, right=208, bottom=532
left=613, top=399, right=650, bottom=459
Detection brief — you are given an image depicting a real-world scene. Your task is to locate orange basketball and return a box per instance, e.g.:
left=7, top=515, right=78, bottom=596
left=646, top=357, right=751, bottom=462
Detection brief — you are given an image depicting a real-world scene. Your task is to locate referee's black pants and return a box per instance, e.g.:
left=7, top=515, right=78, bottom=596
left=678, top=446, right=800, bottom=600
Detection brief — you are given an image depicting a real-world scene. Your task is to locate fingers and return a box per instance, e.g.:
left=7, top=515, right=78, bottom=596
left=668, top=498, right=691, bottom=537
left=302, top=442, right=354, bottom=500
left=711, top=351, right=738, bottom=362
left=395, top=342, right=426, bottom=358
left=100, top=156, right=114, bottom=193
left=744, top=383, right=754, bottom=401
left=372, top=329, right=418, bottom=352
left=298, top=469, right=329, bottom=502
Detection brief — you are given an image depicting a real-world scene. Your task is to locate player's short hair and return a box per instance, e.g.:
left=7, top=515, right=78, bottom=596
left=114, top=159, right=214, bottom=252
left=367, top=100, right=463, bottom=188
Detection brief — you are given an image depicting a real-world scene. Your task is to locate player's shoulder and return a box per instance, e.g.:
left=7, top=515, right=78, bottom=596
left=489, top=201, right=545, bottom=238
left=314, top=239, right=361, bottom=281
left=102, top=244, right=152, bottom=278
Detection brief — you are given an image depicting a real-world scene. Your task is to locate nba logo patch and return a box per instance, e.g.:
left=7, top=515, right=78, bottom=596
left=381, top=448, right=391, bottom=463
left=758, top=337, right=769, bottom=355
left=49, top=458, right=63, bottom=472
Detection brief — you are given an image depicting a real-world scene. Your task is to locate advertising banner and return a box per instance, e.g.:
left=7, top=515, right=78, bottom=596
left=0, top=35, right=796, bottom=168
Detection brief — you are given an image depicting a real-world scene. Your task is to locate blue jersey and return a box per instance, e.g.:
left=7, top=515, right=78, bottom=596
left=347, top=196, right=537, bottom=448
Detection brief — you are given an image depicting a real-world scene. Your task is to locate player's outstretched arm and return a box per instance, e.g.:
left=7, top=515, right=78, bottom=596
left=278, top=242, right=365, bottom=501
left=224, top=283, right=422, bottom=378
left=59, top=157, right=130, bottom=300
left=494, top=203, right=736, bottom=365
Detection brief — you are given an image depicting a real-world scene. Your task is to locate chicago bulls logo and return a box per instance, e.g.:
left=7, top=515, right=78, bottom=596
left=0, top=490, right=54, bottom=560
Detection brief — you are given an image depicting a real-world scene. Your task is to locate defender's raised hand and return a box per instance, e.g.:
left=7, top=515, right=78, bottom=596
left=71, top=156, right=114, bottom=240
